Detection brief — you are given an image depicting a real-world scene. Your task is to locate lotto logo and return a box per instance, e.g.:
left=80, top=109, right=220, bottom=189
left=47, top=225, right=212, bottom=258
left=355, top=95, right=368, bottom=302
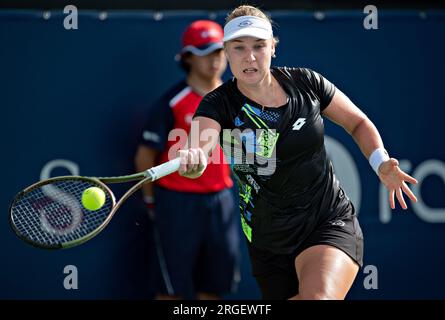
left=292, top=118, right=306, bottom=130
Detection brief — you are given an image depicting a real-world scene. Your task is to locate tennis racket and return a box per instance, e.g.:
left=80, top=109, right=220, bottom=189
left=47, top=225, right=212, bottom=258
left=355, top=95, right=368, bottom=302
left=9, top=157, right=181, bottom=250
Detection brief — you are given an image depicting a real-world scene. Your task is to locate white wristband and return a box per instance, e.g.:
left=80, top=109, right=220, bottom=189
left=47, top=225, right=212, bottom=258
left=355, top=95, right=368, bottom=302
left=369, top=148, right=390, bottom=175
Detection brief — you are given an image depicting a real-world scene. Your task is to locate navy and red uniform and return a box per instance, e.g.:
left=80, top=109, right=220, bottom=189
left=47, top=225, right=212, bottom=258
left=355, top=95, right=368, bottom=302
left=195, top=67, right=364, bottom=299
left=140, top=80, right=239, bottom=298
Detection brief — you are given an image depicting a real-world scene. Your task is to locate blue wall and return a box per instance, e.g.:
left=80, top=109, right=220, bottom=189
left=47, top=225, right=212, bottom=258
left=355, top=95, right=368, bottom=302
left=1, top=9, right=444, bottom=299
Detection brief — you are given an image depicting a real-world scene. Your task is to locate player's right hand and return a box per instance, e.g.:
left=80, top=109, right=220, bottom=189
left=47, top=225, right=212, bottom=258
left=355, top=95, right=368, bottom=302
left=178, top=148, right=207, bottom=179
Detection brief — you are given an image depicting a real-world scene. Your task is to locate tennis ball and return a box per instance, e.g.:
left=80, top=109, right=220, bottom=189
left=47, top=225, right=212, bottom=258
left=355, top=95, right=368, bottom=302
left=81, top=187, right=106, bottom=211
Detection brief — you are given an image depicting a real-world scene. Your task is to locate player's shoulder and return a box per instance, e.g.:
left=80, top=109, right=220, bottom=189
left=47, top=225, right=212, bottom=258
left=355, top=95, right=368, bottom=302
left=273, top=66, right=320, bottom=82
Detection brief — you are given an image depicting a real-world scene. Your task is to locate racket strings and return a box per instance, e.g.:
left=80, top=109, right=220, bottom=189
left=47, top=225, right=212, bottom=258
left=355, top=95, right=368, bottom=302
left=11, top=179, right=113, bottom=247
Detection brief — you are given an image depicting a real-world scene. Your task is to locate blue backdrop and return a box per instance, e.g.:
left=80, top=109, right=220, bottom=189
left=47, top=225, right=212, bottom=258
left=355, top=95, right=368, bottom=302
left=1, top=9, right=444, bottom=299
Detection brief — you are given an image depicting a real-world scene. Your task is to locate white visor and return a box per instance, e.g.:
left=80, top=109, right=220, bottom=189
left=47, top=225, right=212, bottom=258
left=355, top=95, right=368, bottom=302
left=223, top=16, right=273, bottom=42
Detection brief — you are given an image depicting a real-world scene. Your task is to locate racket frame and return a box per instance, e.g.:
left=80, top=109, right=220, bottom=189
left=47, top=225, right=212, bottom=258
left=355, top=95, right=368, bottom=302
left=9, top=158, right=181, bottom=249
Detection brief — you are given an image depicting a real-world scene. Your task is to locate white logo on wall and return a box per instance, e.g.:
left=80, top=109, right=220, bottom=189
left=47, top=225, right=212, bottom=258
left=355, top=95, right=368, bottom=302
left=325, top=137, right=445, bottom=224
left=40, top=160, right=82, bottom=236
left=326, top=137, right=444, bottom=223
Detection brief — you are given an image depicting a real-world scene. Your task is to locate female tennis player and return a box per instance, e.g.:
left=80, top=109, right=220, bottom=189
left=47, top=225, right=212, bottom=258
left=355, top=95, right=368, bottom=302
left=177, top=5, right=418, bottom=300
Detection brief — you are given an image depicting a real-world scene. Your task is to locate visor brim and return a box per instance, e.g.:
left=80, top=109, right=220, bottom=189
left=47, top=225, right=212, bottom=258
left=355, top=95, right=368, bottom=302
left=223, top=28, right=272, bottom=42
left=180, top=42, right=223, bottom=57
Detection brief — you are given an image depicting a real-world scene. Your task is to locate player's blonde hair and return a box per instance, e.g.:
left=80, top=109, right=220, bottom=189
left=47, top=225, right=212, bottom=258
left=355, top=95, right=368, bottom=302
left=225, top=5, right=279, bottom=46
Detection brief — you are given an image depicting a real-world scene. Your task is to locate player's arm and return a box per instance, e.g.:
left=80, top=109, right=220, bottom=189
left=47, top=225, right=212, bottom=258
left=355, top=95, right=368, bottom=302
left=322, top=89, right=417, bottom=209
left=178, top=116, right=221, bottom=179
left=322, top=89, right=381, bottom=159
left=134, top=145, right=159, bottom=204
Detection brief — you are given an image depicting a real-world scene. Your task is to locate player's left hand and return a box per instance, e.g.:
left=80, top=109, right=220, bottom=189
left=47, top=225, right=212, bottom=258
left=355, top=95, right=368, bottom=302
left=378, top=158, right=418, bottom=210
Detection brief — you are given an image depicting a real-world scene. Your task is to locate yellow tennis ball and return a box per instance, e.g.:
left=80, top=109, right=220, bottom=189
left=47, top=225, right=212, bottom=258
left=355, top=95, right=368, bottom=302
left=81, top=187, right=106, bottom=211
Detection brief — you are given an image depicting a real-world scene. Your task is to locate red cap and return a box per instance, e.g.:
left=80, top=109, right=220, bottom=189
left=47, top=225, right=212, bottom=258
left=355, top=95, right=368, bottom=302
left=179, top=20, right=224, bottom=57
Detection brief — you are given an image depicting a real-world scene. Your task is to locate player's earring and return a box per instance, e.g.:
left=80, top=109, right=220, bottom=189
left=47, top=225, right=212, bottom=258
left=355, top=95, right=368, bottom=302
left=272, top=53, right=277, bottom=58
